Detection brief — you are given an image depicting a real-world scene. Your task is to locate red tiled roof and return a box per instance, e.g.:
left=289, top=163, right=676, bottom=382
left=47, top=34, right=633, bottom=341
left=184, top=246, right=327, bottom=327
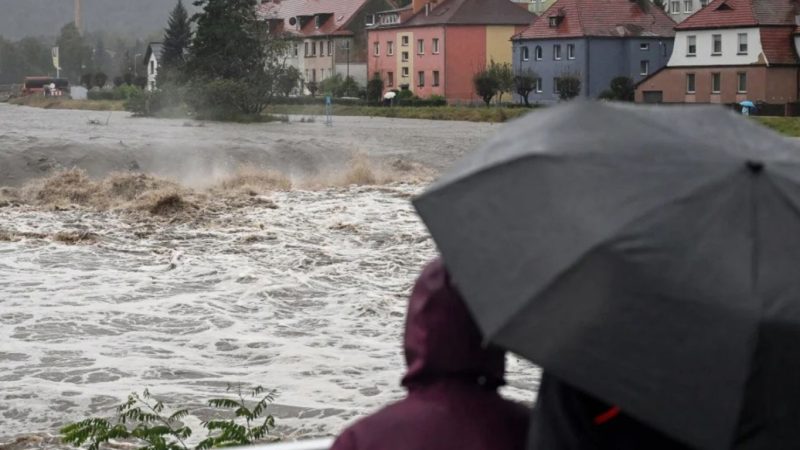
left=760, top=27, right=799, bottom=63
left=676, top=0, right=798, bottom=30
left=258, top=0, right=368, bottom=37
left=400, top=0, right=534, bottom=27
left=513, top=0, right=675, bottom=39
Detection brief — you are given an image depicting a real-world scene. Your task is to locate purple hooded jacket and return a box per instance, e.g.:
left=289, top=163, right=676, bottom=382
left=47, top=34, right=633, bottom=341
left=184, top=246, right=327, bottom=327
left=330, top=258, right=529, bottom=450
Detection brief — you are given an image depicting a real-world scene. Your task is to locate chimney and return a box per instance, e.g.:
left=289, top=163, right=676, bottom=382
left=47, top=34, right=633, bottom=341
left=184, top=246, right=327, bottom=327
left=74, top=0, right=82, bottom=33
left=412, top=0, right=430, bottom=15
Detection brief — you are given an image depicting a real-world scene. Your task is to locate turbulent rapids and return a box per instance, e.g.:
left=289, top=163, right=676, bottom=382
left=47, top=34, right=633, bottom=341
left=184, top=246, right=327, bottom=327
left=0, top=104, right=539, bottom=448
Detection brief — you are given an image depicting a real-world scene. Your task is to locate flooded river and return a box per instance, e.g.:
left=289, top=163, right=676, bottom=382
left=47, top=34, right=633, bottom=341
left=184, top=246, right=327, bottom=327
left=0, top=104, right=538, bottom=447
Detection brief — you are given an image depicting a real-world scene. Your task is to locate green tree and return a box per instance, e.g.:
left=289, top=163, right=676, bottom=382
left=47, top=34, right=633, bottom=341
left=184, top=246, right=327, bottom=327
left=599, top=76, right=635, bottom=102
left=93, top=37, right=112, bottom=75
left=367, top=73, right=383, bottom=104
left=94, top=71, right=108, bottom=88
left=488, top=60, right=514, bottom=104
left=161, top=0, right=192, bottom=76
left=276, top=65, right=301, bottom=96
left=514, top=69, right=539, bottom=107
left=557, top=72, right=581, bottom=101
left=56, top=22, right=91, bottom=83
left=473, top=69, right=499, bottom=106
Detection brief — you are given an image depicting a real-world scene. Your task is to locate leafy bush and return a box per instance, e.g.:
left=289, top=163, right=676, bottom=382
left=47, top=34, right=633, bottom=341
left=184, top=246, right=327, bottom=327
left=514, top=70, right=539, bottom=107
left=557, top=73, right=581, bottom=101
left=473, top=70, right=499, bottom=106
left=61, top=385, right=276, bottom=450
left=366, top=74, right=383, bottom=105
left=88, top=85, right=142, bottom=101
left=599, top=76, right=634, bottom=102
left=186, top=77, right=273, bottom=120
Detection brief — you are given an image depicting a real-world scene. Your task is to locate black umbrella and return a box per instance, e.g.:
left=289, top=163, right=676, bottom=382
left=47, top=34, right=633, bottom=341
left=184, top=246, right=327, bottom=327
left=413, top=101, right=800, bottom=450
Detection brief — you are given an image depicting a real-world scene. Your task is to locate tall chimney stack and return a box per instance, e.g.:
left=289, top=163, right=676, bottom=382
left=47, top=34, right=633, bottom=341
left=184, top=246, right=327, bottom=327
left=412, top=0, right=430, bottom=14
left=75, top=0, right=82, bottom=33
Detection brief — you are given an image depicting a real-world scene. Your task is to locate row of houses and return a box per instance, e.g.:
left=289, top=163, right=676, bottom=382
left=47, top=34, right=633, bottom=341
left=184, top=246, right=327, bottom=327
left=151, top=0, right=795, bottom=108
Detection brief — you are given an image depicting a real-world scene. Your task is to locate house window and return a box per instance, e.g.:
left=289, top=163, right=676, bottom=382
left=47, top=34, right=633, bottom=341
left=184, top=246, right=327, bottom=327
left=534, top=78, right=542, bottom=93
left=738, top=33, right=748, bottom=54
left=150, top=60, right=155, bottom=75
left=417, top=39, right=424, bottom=54
left=686, top=73, right=696, bottom=93
left=738, top=72, right=747, bottom=93
left=402, top=51, right=409, bottom=62
left=535, top=45, right=543, bottom=60
left=567, top=44, right=575, bottom=59
left=294, top=44, right=299, bottom=56
left=402, top=67, right=409, bottom=77
left=700, top=0, right=708, bottom=4
left=640, top=60, right=649, bottom=76
left=712, top=34, right=722, bottom=55
left=327, top=41, right=332, bottom=56
left=670, top=0, right=680, bottom=13
left=315, top=15, right=322, bottom=28
left=433, top=70, right=440, bottom=86
left=433, top=38, right=440, bottom=54
left=402, top=36, right=409, bottom=46
left=312, top=69, right=317, bottom=82
left=549, top=17, right=559, bottom=27
left=311, top=41, right=317, bottom=56
left=711, top=72, right=721, bottom=93
left=418, top=71, right=425, bottom=87
left=373, top=41, right=380, bottom=56
left=640, top=43, right=649, bottom=51
left=319, top=41, right=324, bottom=56
left=553, top=77, right=560, bottom=93
left=521, top=46, right=530, bottom=61
left=387, top=41, right=394, bottom=55
left=305, top=42, right=309, bottom=56
left=388, top=71, right=394, bottom=87
left=553, top=44, right=562, bottom=60
left=684, top=0, right=693, bottom=12
left=687, top=35, right=696, bottom=56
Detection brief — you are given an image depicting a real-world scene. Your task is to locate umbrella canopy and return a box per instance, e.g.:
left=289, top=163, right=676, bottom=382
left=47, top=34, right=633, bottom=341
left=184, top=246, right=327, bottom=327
left=740, top=100, right=756, bottom=108
left=413, top=101, right=800, bottom=450
left=384, top=91, right=397, bottom=100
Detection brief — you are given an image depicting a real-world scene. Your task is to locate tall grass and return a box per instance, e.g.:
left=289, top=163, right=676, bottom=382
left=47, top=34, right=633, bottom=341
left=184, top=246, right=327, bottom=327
left=9, top=95, right=126, bottom=111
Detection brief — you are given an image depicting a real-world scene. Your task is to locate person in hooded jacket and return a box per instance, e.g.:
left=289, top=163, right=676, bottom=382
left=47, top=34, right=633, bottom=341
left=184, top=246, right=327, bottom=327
left=330, top=257, right=530, bottom=450
left=528, top=375, right=696, bottom=450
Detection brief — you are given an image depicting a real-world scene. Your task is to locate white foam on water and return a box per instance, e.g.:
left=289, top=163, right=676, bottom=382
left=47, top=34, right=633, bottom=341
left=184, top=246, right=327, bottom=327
left=0, top=184, right=539, bottom=445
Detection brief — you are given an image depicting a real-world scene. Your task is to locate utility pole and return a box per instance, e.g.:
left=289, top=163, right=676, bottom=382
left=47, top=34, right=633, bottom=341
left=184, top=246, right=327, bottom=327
left=74, top=0, right=82, bottom=33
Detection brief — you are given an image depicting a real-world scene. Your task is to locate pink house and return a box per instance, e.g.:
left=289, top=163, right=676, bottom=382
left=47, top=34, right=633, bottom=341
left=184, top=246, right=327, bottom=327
left=367, top=0, right=533, bottom=103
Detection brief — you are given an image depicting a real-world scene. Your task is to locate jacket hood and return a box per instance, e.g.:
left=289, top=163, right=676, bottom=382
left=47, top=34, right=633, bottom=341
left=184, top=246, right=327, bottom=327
left=401, top=258, right=506, bottom=389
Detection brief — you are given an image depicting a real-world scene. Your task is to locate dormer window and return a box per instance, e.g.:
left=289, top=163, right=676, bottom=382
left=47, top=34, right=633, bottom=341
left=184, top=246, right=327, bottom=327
left=716, top=1, right=732, bottom=10
left=315, top=15, right=322, bottom=28
left=549, top=16, right=561, bottom=27
left=365, top=14, right=376, bottom=26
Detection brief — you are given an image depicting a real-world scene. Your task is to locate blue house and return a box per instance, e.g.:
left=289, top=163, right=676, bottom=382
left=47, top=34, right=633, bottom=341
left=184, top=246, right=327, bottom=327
left=512, top=0, right=676, bottom=103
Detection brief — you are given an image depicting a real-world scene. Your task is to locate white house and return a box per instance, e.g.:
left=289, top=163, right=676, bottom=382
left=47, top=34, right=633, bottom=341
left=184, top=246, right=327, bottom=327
left=143, top=42, right=164, bottom=91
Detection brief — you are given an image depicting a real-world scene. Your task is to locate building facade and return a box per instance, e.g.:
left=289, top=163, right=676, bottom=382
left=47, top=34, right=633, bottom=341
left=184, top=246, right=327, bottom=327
left=259, top=0, right=397, bottom=92
left=513, top=0, right=675, bottom=104
left=367, top=0, right=533, bottom=102
left=635, top=0, right=800, bottom=105
left=663, top=0, right=711, bottom=22
left=144, top=43, right=163, bottom=92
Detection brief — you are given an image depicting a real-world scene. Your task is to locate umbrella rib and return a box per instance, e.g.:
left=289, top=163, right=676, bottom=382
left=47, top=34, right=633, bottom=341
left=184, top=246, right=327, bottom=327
left=485, top=167, right=742, bottom=343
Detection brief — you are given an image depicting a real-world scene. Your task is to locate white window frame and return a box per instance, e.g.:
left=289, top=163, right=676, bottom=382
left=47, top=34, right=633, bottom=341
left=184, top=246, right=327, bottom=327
left=687, top=35, right=697, bottom=56
left=401, top=36, right=409, bottom=46
left=567, top=44, right=575, bottom=60
left=522, top=46, right=530, bottom=61
left=535, top=45, right=543, bottom=60
left=402, top=51, right=409, bottom=62
left=712, top=34, right=722, bottom=55
left=373, top=41, right=380, bottom=56
left=738, top=33, right=748, bottom=55
left=387, top=41, right=394, bottom=56
left=433, top=70, right=440, bottom=87
left=387, top=71, right=394, bottom=87
left=684, top=0, right=693, bottom=12
left=433, top=38, right=440, bottom=54
left=402, top=67, right=409, bottom=78
left=640, top=43, right=650, bottom=51
left=418, top=71, right=425, bottom=87
left=417, top=39, right=424, bottom=55
left=534, top=78, right=542, bottom=93
left=640, top=60, right=649, bottom=76
left=553, top=44, right=561, bottom=60
left=670, top=0, right=680, bottom=13
left=711, top=72, right=721, bottom=93
left=553, top=77, right=560, bottom=94
left=686, top=73, right=696, bottom=93
left=737, top=72, right=747, bottom=93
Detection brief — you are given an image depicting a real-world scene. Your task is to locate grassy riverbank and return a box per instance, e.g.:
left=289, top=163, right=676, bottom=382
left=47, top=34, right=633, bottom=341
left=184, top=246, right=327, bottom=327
left=8, top=96, right=125, bottom=111
left=266, top=104, right=532, bottom=123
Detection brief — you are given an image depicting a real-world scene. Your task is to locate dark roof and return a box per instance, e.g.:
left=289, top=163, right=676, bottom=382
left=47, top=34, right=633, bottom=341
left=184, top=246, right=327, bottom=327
left=676, top=0, right=798, bottom=29
left=400, top=0, right=534, bottom=27
left=513, top=0, right=676, bottom=39
left=258, top=0, right=370, bottom=37
left=144, top=42, right=163, bottom=63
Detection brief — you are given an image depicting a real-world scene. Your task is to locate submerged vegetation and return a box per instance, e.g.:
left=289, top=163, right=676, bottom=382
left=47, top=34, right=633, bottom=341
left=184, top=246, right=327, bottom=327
left=61, top=385, right=277, bottom=450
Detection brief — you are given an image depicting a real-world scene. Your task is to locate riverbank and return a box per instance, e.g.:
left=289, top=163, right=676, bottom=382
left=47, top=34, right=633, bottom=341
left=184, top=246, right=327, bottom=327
left=8, top=96, right=125, bottom=111
left=266, top=104, right=531, bottom=123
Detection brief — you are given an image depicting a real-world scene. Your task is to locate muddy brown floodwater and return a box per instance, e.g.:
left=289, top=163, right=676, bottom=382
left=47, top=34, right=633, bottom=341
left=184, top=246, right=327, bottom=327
left=0, top=104, right=539, bottom=448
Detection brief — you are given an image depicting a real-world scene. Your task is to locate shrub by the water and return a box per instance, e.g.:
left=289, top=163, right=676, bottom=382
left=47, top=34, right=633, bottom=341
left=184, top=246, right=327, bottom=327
left=61, top=385, right=277, bottom=450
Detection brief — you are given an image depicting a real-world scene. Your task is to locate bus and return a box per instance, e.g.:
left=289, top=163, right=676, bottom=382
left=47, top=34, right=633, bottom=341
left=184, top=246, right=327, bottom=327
left=22, top=77, right=70, bottom=96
